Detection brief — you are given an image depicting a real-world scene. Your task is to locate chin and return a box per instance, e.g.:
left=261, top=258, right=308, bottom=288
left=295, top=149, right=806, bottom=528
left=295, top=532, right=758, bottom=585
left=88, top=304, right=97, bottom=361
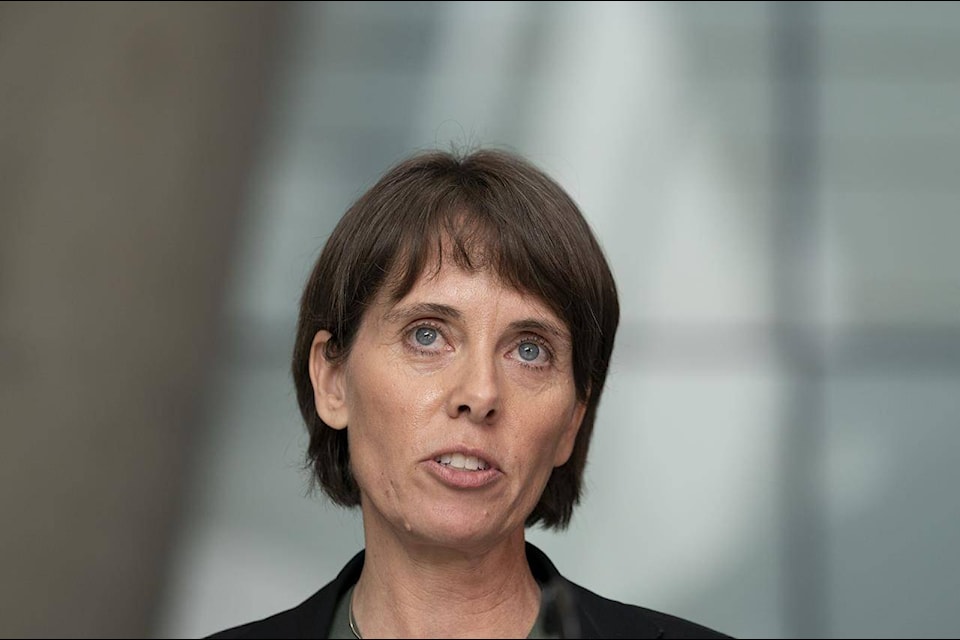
left=410, top=508, right=512, bottom=550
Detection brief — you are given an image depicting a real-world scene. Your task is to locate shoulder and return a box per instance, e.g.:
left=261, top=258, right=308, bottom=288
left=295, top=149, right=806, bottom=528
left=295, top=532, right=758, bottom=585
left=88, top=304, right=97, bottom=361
left=205, top=550, right=365, bottom=639
left=204, top=585, right=335, bottom=639
left=206, top=606, right=305, bottom=639
left=525, top=542, right=730, bottom=639
left=566, top=580, right=732, bottom=639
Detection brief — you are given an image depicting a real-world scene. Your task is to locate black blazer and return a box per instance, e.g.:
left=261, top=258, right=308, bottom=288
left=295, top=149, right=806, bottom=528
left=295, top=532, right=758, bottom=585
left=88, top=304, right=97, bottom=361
left=208, top=543, right=729, bottom=639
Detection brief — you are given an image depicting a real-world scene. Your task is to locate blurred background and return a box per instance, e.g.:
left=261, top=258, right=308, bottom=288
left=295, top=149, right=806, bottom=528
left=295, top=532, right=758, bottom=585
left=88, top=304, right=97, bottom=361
left=2, top=1, right=960, bottom=638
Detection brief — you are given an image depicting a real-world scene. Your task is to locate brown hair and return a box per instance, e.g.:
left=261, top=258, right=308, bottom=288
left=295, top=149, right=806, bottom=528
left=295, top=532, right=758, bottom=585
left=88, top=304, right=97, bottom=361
left=292, top=149, right=619, bottom=529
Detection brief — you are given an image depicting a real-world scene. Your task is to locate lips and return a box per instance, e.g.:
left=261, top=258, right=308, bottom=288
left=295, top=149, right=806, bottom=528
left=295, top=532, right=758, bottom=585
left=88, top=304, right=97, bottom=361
left=426, top=448, right=503, bottom=490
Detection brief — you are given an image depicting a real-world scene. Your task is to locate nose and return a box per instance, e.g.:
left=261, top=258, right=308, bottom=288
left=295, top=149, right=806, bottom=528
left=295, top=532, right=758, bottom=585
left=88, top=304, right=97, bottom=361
left=446, top=350, right=501, bottom=424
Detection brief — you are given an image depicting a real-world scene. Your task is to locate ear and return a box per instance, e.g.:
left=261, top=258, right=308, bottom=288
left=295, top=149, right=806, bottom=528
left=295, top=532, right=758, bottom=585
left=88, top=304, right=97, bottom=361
left=553, top=399, right=588, bottom=467
left=308, top=330, right=349, bottom=430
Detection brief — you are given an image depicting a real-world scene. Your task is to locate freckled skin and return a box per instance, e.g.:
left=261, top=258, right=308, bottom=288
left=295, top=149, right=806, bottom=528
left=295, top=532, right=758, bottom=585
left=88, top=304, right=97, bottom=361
left=337, top=264, right=586, bottom=554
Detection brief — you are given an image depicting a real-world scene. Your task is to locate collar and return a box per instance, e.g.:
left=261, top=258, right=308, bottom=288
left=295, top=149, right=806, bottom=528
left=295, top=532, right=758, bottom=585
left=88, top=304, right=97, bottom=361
left=287, top=542, right=665, bottom=639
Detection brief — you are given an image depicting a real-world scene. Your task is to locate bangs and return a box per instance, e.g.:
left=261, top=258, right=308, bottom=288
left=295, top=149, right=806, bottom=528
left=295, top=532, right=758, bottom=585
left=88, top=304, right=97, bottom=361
left=383, top=201, right=568, bottom=327
left=386, top=205, right=523, bottom=303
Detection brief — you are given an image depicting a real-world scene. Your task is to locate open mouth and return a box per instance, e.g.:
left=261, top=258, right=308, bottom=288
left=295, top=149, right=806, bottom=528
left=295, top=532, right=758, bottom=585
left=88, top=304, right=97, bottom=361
left=434, top=453, right=491, bottom=471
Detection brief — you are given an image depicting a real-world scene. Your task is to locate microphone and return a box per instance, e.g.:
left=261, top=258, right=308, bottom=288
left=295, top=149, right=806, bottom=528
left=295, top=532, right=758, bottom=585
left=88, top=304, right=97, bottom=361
left=540, top=579, right=581, bottom=639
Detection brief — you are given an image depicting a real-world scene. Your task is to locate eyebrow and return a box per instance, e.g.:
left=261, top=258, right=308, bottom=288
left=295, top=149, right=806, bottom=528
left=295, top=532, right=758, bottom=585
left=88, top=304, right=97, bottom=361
left=382, top=302, right=462, bottom=325
left=507, top=319, right=570, bottom=344
left=382, top=303, right=570, bottom=345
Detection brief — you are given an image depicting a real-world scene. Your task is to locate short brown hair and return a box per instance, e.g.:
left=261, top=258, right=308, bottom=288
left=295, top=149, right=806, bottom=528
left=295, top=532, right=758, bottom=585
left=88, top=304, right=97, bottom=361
left=292, top=149, right=619, bottom=529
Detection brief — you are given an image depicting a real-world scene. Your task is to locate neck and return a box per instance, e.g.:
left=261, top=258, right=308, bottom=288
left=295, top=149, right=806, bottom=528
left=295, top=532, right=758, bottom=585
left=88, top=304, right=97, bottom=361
left=352, top=516, right=540, bottom=638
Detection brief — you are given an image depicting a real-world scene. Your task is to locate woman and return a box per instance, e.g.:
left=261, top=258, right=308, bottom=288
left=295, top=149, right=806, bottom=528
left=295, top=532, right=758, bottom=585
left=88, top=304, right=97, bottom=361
left=211, top=150, right=727, bottom=638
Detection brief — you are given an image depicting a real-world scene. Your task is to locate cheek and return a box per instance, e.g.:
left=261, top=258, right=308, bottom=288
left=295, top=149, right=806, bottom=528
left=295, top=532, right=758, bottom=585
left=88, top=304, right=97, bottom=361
left=345, top=364, right=444, bottom=457
left=512, top=402, right=578, bottom=471
left=545, top=397, right=581, bottom=457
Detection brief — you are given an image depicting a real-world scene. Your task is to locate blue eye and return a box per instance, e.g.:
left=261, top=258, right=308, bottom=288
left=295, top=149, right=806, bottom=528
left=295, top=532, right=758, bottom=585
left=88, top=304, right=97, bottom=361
left=518, top=341, right=540, bottom=361
left=415, top=327, right=438, bottom=346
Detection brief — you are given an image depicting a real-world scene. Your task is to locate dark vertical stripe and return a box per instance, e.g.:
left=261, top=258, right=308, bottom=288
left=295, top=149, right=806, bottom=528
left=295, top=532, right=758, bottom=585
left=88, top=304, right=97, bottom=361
left=771, top=2, right=828, bottom=637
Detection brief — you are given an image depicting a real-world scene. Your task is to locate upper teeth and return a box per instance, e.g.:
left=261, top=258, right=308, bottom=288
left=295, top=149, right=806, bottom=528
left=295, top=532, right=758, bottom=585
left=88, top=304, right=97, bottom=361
left=436, top=453, right=490, bottom=471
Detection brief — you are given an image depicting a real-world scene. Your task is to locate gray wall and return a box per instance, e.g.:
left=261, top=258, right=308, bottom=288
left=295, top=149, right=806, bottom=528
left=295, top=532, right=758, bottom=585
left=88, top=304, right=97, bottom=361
left=0, top=3, right=283, bottom=637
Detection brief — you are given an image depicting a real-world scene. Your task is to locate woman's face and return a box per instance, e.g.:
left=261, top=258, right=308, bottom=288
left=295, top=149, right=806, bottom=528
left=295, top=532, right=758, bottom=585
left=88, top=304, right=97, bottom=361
left=313, top=261, right=585, bottom=551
